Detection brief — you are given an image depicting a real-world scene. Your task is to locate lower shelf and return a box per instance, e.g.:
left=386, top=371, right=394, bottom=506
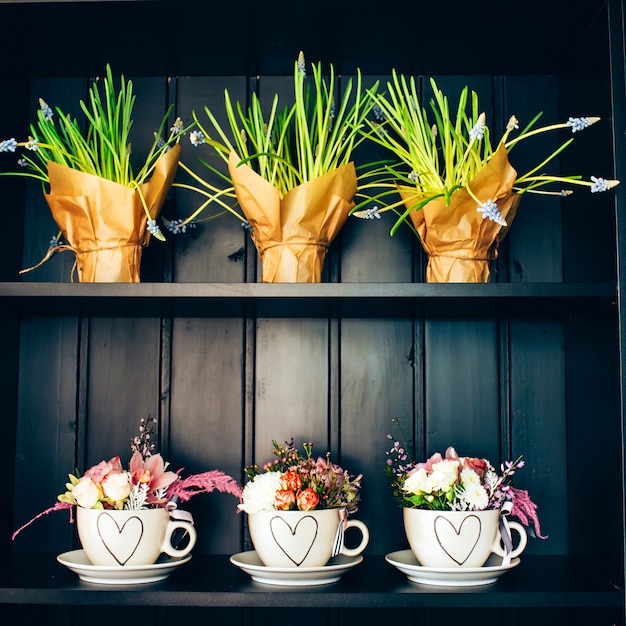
left=0, top=553, right=622, bottom=609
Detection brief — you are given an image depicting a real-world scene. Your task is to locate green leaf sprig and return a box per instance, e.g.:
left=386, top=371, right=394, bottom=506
left=0, top=64, right=191, bottom=239
left=352, top=73, right=620, bottom=236
left=174, top=51, right=380, bottom=227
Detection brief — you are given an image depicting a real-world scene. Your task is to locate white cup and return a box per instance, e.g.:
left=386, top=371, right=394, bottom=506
left=403, top=508, right=527, bottom=568
left=248, top=508, right=369, bottom=568
left=76, top=507, right=196, bottom=566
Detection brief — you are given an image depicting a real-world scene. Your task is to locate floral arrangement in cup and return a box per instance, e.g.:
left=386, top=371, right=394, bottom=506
left=13, top=417, right=241, bottom=539
left=170, top=52, right=379, bottom=282
left=352, top=74, right=620, bottom=282
left=385, top=432, right=545, bottom=538
left=0, top=65, right=191, bottom=281
left=238, top=439, right=362, bottom=515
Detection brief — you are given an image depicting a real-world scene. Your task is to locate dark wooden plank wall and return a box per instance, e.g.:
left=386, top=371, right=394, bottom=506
left=5, top=72, right=621, bottom=626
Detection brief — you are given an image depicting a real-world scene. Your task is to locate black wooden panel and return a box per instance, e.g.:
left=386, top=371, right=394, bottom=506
left=78, top=606, right=158, bottom=626
left=509, top=320, right=567, bottom=555
left=172, top=76, right=249, bottom=283
left=340, top=318, right=415, bottom=554
left=0, top=316, right=19, bottom=555
left=424, top=319, right=501, bottom=460
left=166, top=607, right=245, bottom=626
left=341, top=608, right=421, bottom=626
left=12, top=318, right=78, bottom=552
left=253, top=318, right=329, bottom=460
left=85, top=318, right=162, bottom=466
left=559, top=71, right=616, bottom=282
left=502, top=76, right=563, bottom=282
left=3, top=606, right=74, bottom=626
left=565, top=316, right=622, bottom=557
left=168, top=317, right=244, bottom=554
left=423, top=608, right=503, bottom=626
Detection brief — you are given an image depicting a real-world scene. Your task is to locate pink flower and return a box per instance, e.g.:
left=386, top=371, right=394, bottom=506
left=411, top=451, right=443, bottom=473
left=83, top=456, right=124, bottom=483
left=508, top=486, right=547, bottom=539
left=129, top=451, right=178, bottom=504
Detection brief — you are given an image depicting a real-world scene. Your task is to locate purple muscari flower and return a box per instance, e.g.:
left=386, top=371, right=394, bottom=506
left=0, top=138, right=17, bottom=152
left=477, top=199, right=507, bottom=226
left=372, top=105, right=385, bottom=122
left=591, top=176, right=610, bottom=193
left=147, top=220, right=163, bottom=238
left=189, top=130, right=205, bottom=146
left=39, top=99, right=53, bottom=121
left=567, top=116, right=597, bottom=132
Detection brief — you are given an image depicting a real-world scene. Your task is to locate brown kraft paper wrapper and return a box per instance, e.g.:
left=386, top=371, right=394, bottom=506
left=228, top=151, right=357, bottom=282
left=40, top=144, right=180, bottom=282
left=399, top=145, right=521, bottom=283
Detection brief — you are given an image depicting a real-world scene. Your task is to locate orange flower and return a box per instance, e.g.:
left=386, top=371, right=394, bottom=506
left=275, top=489, right=296, bottom=510
left=296, top=488, right=320, bottom=511
left=280, top=470, right=302, bottom=491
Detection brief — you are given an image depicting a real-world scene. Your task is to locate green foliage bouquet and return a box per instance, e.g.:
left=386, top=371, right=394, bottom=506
left=174, top=52, right=379, bottom=282
left=0, top=65, right=187, bottom=282
left=353, top=74, right=620, bottom=282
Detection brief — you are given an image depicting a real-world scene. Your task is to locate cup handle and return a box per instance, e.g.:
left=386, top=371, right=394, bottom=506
left=491, top=520, right=527, bottom=559
left=161, top=520, right=197, bottom=558
left=339, top=519, right=370, bottom=557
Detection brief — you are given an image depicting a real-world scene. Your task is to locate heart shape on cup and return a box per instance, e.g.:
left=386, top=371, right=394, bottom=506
left=434, top=513, right=481, bottom=566
left=269, top=514, right=319, bottom=566
left=96, top=512, right=144, bottom=565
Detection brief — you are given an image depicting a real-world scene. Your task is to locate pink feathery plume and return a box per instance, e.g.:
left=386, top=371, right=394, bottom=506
left=12, top=501, right=74, bottom=540
left=508, top=486, right=547, bottom=539
left=166, top=470, right=242, bottom=503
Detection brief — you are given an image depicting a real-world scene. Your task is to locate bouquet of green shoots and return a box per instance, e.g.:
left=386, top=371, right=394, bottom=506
left=174, top=52, right=380, bottom=282
left=0, top=65, right=188, bottom=281
left=352, top=73, right=620, bottom=282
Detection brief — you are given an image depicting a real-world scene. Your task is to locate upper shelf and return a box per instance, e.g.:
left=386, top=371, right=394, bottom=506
left=0, top=282, right=616, bottom=319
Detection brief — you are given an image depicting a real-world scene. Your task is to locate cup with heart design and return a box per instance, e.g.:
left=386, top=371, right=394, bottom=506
left=76, top=507, right=197, bottom=566
left=247, top=508, right=369, bottom=568
left=403, top=508, right=527, bottom=568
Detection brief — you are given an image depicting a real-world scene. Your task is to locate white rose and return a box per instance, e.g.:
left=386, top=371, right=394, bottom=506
left=102, top=471, right=131, bottom=502
left=71, top=476, right=102, bottom=508
left=237, top=472, right=282, bottom=514
left=402, top=468, right=429, bottom=495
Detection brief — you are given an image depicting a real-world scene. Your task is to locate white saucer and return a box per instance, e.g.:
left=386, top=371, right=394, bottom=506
left=230, top=550, right=363, bottom=586
left=57, top=549, right=192, bottom=585
left=385, top=550, right=520, bottom=586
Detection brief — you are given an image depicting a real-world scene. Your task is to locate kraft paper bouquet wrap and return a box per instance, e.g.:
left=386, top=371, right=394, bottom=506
left=353, top=73, right=620, bottom=283
left=172, top=52, right=377, bottom=282
left=0, top=65, right=187, bottom=282
left=398, top=145, right=521, bottom=282
left=43, top=145, right=180, bottom=282
left=227, top=152, right=356, bottom=282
